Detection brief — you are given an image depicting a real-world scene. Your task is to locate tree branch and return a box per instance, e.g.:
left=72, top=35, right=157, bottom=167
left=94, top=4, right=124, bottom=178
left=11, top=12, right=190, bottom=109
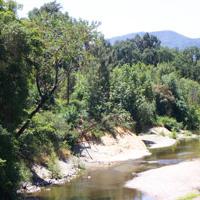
left=36, top=71, right=43, bottom=98
left=16, top=62, right=60, bottom=137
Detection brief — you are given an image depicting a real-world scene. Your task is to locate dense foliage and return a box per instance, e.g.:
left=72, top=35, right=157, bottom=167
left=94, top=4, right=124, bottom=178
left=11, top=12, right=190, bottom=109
left=1, top=1, right=200, bottom=198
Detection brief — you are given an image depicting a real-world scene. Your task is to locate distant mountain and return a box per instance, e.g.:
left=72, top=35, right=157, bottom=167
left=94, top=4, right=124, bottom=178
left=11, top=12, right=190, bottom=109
left=108, top=31, right=200, bottom=49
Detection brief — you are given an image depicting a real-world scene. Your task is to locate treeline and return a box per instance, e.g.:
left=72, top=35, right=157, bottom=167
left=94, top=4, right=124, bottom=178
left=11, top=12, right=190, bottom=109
left=1, top=1, right=200, bottom=199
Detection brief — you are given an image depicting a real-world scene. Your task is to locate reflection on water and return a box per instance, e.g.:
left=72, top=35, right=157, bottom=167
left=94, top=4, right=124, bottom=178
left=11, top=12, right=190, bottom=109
left=28, top=138, right=200, bottom=200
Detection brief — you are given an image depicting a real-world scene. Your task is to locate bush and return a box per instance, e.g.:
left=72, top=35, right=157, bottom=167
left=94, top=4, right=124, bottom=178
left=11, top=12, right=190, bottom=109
left=0, top=126, right=21, bottom=199
left=19, top=131, right=55, bottom=164
left=170, top=130, right=177, bottom=139
left=19, top=109, right=83, bottom=163
left=110, top=64, right=156, bottom=129
left=89, top=124, right=105, bottom=139
left=101, top=107, right=136, bottom=132
left=19, top=111, right=71, bottom=163
left=57, top=141, right=71, bottom=160
left=154, top=84, right=175, bottom=116
left=175, top=99, right=200, bottom=130
left=184, top=106, right=200, bottom=130
left=156, top=116, right=183, bottom=131
left=47, top=153, right=61, bottom=179
left=135, top=97, right=156, bottom=129
left=18, top=161, right=32, bottom=183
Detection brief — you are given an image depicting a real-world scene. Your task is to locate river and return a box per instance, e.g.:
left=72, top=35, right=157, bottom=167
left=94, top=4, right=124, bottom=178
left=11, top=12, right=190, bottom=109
left=27, top=138, right=200, bottom=200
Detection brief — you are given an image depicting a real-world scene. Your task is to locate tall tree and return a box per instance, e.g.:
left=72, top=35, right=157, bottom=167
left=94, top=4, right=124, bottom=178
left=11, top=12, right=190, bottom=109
left=0, top=0, right=31, bottom=131
left=88, top=39, right=112, bottom=120
left=113, top=33, right=161, bottom=67
left=17, top=2, right=98, bottom=136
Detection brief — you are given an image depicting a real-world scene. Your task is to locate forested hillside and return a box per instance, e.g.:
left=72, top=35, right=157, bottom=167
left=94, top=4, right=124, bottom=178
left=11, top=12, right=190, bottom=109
left=1, top=1, right=200, bottom=199
left=109, top=30, right=200, bottom=49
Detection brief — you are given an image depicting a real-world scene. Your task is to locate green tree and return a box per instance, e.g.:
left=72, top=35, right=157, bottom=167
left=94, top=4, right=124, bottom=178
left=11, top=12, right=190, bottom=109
left=113, top=33, right=161, bottom=67
left=110, top=64, right=156, bottom=130
left=0, top=0, right=32, bottom=131
left=113, top=39, right=140, bottom=66
left=135, top=33, right=161, bottom=66
left=17, top=2, right=98, bottom=136
left=174, top=47, right=200, bottom=83
left=88, top=39, right=112, bottom=120
left=0, top=126, right=20, bottom=199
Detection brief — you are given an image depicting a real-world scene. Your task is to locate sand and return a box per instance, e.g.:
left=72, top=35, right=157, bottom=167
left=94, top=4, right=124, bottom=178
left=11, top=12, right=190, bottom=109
left=77, top=127, right=151, bottom=166
left=125, top=159, right=200, bottom=200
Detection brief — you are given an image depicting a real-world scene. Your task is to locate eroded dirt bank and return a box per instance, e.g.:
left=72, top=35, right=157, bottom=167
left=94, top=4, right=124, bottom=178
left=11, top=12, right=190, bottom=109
left=76, top=127, right=151, bottom=167
left=22, top=126, right=191, bottom=195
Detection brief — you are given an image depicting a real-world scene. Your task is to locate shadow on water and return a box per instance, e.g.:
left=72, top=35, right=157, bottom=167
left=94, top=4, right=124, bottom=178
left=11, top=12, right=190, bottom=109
left=27, top=138, right=200, bottom=200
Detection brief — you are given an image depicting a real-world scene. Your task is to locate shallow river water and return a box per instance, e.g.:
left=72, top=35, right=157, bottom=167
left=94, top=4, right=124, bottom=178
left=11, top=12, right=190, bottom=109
left=28, top=138, right=200, bottom=200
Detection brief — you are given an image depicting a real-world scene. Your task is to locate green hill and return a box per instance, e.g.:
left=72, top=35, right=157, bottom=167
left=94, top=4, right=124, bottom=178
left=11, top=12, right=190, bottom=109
left=109, top=31, right=200, bottom=49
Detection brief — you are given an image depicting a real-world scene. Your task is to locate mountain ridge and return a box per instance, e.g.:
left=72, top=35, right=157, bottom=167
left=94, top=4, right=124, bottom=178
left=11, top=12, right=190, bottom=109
left=108, top=31, right=200, bottom=49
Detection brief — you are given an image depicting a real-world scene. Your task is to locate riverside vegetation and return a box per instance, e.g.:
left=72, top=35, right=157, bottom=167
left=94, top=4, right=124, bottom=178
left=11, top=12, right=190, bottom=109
left=1, top=1, right=200, bottom=199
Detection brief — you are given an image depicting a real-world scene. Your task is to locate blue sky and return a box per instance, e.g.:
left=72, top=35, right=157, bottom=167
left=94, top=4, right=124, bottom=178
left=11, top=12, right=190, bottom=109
left=16, top=0, right=200, bottom=38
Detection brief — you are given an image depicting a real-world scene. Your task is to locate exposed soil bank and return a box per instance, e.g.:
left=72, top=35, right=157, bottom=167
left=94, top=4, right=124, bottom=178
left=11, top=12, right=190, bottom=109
left=22, top=126, right=196, bottom=195
left=125, top=159, right=200, bottom=200
left=21, top=127, right=151, bottom=194
left=76, top=127, right=151, bottom=167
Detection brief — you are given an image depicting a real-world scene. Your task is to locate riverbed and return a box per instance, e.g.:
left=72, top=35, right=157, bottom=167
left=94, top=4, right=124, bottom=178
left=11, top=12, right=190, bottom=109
left=27, top=138, right=200, bottom=200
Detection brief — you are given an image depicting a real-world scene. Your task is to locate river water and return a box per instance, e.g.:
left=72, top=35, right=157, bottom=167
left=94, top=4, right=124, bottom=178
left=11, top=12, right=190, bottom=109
left=28, top=138, right=200, bottom=200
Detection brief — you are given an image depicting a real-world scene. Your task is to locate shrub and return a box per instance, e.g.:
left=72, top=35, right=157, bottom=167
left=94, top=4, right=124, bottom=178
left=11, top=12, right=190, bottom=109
left=89, top=125, right=105, bottom=139
left=170, top=130, right=177, bottom=139
left=177, top=193, right=200, bottom=200
left=0, top=126, right=20, bottom=199
left=110, top=64, right=156, bottom=129
left=18, top=161, right=32, bottom=183
left=101, top=107, right=136, bottom=132
left=57, top=141, right=71, bottom=160
left=135, top=97, right=156, bottom=129
left=175, top=100, right=200, bottom=130
left=19, top=111, right=71, bottom=163
left=156, top=116, right=183, bottom=131
left=154, top=84, right=175, bottom=116
left=47, top=153, right=61, bottom=179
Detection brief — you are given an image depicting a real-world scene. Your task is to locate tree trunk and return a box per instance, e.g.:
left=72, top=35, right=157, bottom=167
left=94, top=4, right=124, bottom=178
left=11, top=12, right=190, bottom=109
left=16, top=99, right=44, bottom=137
left=16, top=64, right=59, bottom=137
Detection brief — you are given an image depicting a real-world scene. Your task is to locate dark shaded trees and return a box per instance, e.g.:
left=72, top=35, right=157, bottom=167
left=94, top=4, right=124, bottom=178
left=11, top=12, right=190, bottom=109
left=88, top=39, right=112, bottom=120
left=0, top=0, right=32, bottom=131
left=113, top=33, right=161, bottom=67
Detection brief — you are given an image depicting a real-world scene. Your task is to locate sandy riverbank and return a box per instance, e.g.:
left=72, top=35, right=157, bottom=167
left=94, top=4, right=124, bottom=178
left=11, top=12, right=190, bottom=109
left=21, top=126, right=191, bottom=194
left=76, top=126, right=180, bottom=167
left=76, top=127, right=151, bottom=167
left=125, top=159, right=200, bottom=200
left=20, top=127, right=151, bottom=193
left=139, top=134, right=177, bottom=150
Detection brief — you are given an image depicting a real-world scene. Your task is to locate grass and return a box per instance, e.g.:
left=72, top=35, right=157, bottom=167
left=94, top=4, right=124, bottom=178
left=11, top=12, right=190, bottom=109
left=170, top=130, right=177, bottom=139
left=177, top=193, right=200, bottom=200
